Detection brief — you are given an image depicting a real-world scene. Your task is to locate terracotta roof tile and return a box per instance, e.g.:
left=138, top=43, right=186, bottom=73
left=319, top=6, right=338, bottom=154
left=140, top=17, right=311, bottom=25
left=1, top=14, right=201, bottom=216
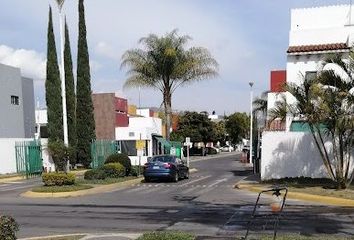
left=287, top=43, right=349, bottom=53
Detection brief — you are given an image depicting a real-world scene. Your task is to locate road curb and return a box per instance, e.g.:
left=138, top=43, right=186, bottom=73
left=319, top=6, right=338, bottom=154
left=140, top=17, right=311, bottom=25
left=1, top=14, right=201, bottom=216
left=235, top=183, right=354, bottom=207
left=21, top=169, right=198, bottom=198
left=19, top=232, right=142, bottom=240
left=21, top=177, right=144, bottom=198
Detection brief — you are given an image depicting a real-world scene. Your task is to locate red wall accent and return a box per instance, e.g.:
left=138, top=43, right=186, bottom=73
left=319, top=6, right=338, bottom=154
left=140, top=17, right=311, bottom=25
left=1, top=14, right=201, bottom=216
left=270, top=70, right=286, bottom=92
left=115, top=97, right=128, bottom=112
left=116, top=113, right=129, bottom=127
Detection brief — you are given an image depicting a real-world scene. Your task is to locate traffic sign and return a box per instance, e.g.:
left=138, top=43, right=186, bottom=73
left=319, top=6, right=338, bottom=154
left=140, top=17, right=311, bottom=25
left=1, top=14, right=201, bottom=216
left=136, top=140, right=145, bottom=150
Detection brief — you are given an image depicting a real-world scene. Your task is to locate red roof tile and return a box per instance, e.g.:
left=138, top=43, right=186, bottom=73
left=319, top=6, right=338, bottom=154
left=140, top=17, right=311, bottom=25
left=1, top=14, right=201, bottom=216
left=287, top=43, right=349, bottom=53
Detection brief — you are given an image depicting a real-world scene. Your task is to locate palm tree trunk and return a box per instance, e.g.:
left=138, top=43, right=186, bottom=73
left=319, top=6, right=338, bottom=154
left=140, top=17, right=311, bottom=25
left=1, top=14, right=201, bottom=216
left=163, top=89, right=172, bottom=141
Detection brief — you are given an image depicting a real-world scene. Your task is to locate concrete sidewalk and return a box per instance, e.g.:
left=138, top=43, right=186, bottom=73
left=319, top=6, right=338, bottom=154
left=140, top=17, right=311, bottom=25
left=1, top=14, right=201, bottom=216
left=235, top=174, right=354, bottom=207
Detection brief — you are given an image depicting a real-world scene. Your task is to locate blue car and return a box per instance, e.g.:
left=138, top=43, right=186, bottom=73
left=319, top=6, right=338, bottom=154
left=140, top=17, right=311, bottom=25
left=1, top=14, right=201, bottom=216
left=143, top=155, right=189, bottom=182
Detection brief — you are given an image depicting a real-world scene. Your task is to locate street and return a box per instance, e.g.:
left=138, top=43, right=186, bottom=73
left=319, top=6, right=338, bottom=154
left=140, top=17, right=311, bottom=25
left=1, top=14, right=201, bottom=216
left=0, top=153, right=354, bottom=239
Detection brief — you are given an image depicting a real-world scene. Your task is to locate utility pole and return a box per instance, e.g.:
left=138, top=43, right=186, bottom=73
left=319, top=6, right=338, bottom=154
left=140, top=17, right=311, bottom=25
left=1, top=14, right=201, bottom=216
left=56, top=0, right=68, bottom=147
left=249, top=82, right=254, bottom=172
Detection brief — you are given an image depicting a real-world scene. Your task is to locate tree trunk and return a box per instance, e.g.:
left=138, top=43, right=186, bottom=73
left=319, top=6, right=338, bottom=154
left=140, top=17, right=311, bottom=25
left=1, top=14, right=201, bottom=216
left=164, top=90, right=172, bottom=141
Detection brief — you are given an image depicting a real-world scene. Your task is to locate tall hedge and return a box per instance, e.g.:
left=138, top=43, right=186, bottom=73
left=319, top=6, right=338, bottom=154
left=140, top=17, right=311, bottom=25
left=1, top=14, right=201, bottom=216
left=46, top=6, right=63, bottom=144
left=76, top=0, right=96, bottom=167
left=64, top=20, right=77, bottom=165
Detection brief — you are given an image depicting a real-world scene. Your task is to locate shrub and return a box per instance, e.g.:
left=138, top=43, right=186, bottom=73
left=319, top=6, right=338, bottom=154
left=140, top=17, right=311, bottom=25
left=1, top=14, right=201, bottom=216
left=101, top=163, right=125, bottom=178
left=84, top=169, right=107, bottom=180
left=105, top=153, right=132, bottom=176
left=137, top=231, right=196, bottom=240
left=0, top=215, right=19, bottom=240
left=130, top=165, right=145, bottom=176
left=207, top=147, right=218, bottom=155
left=42, top=172, right=75, bottom=186
left=47, top=140, right=72, bottom=172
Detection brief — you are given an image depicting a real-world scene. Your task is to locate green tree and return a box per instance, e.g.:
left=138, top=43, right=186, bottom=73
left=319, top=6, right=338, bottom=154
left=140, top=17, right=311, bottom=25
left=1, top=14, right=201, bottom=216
left=64, top=20, right=77, bottom=165
left=213, top=120, right=227, bottom=145
left=121, top=30, right=218, bottom=140
left=45, top=6, right=63, bottom=144
left=171, top=111, right=215, bottom=144
left=76, top=0, right=95, bottom=167
left=225, top=112, right=249, bottom=144
left=287, top=53, right=354, bottom=189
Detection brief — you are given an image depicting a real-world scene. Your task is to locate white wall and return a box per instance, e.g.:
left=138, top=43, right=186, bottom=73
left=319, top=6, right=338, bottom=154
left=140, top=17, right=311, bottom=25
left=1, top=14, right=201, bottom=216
left=0, top=138, right=55, bottom=174
left=0, top=138, right=27, bottom=174
left=261, top=132, right=330, bottom=180
left=40, top=138, right=56, bottom=172
left=136, top=109, right=151, bottom=118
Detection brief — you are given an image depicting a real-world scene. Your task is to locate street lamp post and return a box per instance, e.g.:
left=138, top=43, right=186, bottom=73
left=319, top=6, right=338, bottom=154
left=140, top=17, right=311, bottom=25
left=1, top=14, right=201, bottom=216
left=56, top=0, right=69, bottom=147
left=249, top=82, right=254, bottom=170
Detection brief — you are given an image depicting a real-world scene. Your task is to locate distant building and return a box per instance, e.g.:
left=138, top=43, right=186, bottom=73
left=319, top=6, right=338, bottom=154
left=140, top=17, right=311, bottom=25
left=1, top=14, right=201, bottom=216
left=0, top=63, right=35, bottom=138
left=92, top=93, right=129, bottom=140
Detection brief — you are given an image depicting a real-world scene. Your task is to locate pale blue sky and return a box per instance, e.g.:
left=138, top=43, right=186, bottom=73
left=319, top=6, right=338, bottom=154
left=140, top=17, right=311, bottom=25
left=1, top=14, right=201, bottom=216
left=0, top=0, right=351, bottom=114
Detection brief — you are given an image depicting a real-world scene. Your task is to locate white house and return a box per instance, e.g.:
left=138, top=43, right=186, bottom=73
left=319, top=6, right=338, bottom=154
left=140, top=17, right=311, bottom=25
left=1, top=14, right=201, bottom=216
left=115, top=116, right=163, bottom=165
left=285, top=4, right=354, bottom=131
left=262, top=4, right=354, bottom=180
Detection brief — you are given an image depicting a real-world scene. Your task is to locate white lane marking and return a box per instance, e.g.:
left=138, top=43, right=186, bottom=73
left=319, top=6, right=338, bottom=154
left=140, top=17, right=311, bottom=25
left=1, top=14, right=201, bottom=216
left=178, top=175, right=211, bottom=187
left=208, top=178, right=227, bottom=188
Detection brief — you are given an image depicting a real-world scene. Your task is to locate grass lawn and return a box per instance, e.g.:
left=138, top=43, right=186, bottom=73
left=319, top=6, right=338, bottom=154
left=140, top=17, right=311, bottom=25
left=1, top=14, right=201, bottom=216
left=259, top=178, right=354, bottom=200
left=32, top=184, right=92, bottom=193
left=77, top=176, right=139, bottom=185
left=0, top=173, right=20, bottom=179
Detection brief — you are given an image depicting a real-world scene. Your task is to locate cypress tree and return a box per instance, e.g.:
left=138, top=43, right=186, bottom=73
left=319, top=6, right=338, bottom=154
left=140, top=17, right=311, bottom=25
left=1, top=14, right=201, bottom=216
left=64, top=19, right=77, bottom=165
left=46, top=6, right=63, bottom=144
left=76, top=0, right=96, bottom=167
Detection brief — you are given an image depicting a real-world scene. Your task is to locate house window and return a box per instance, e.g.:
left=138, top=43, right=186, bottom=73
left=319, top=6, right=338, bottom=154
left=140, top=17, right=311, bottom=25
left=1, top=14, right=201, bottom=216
left=305, top=71, right=317, bottom=81
left=129, top=132, right=135, bottom=137
left=11, top=95, right=19, bottom=105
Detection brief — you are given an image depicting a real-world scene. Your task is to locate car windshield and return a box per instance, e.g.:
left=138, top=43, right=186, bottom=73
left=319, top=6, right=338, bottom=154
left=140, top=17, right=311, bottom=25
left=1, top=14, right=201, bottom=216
left=151, top=156, right=175, bottom=163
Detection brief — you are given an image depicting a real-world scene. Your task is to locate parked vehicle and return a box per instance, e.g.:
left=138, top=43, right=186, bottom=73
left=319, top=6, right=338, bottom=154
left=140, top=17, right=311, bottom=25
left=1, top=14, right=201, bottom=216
left=143, top=155, right=189, bottom=182
left=220, top=145, right=234, bottom=152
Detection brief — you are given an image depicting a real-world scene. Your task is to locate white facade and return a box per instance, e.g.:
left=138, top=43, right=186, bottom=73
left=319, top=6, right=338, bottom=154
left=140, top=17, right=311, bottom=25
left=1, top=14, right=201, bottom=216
left=136, top=108, right=151, bottom=118
left=284, top=5, right=354, bottom=131
left=115, top=116, right=162, bottom=165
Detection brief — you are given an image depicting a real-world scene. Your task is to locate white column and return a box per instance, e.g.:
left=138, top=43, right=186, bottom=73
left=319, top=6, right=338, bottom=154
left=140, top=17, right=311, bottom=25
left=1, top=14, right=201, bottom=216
left=249, top=82, right=254, bottom=168
left=59, top=8, right=68, bottom=146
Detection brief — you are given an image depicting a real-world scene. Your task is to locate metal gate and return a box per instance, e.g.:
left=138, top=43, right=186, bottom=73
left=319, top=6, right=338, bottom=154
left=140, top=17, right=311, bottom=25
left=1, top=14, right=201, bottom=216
left=91, top=140, right=120, bottom=169
left=15, top=140, right=42, bottom=179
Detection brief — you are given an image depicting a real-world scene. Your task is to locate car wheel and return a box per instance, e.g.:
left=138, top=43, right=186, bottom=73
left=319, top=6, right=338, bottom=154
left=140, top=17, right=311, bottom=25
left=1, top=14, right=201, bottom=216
left=184, top=170, right=189, bottom=179
left=172, top=172, right=179, bottom=182
left=144, top=177, right=151, bottom=182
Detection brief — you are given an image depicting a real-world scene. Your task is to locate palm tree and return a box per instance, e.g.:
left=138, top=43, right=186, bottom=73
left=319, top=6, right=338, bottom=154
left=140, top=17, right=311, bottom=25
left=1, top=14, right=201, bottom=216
left=287, top=52, right=354, bottom=188
left=121, top=30, right=218, bottom=140
left=268, top=95, right=287, bottom=126
left=253, top=91, right=269, bottom=127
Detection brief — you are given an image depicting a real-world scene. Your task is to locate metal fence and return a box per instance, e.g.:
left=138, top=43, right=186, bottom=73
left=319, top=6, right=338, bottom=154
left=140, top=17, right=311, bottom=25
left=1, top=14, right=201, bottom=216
left=90, top=140, right=120, bottom=169
left=15, top=140, right=42, bottom=179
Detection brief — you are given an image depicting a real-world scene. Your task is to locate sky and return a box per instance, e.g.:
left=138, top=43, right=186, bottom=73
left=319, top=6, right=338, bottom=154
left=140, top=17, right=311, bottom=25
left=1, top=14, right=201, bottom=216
left=0, top=0, right=351, bottom=115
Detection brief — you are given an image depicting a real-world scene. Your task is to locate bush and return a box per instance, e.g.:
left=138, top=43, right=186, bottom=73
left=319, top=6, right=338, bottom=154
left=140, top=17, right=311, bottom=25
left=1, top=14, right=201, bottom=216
left=130, top=165, right=145, bottom=176
left=0, top=215, right=19, bottom=240
left=84, top=169, right=107, bottom=180
left=101, top=163, right=125, bottom=178
left=207, top=147, right=218, bottom=155
left=137, top=231, right=196, bottom=240
left=105, top=153, right=132, bottom=176
left=42, top=172, right=75, bottom=186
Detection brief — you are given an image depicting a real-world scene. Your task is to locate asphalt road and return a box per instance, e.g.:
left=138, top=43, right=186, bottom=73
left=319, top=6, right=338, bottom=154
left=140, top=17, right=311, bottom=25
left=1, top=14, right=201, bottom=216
left=1, top=153, right=354, bottom=239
